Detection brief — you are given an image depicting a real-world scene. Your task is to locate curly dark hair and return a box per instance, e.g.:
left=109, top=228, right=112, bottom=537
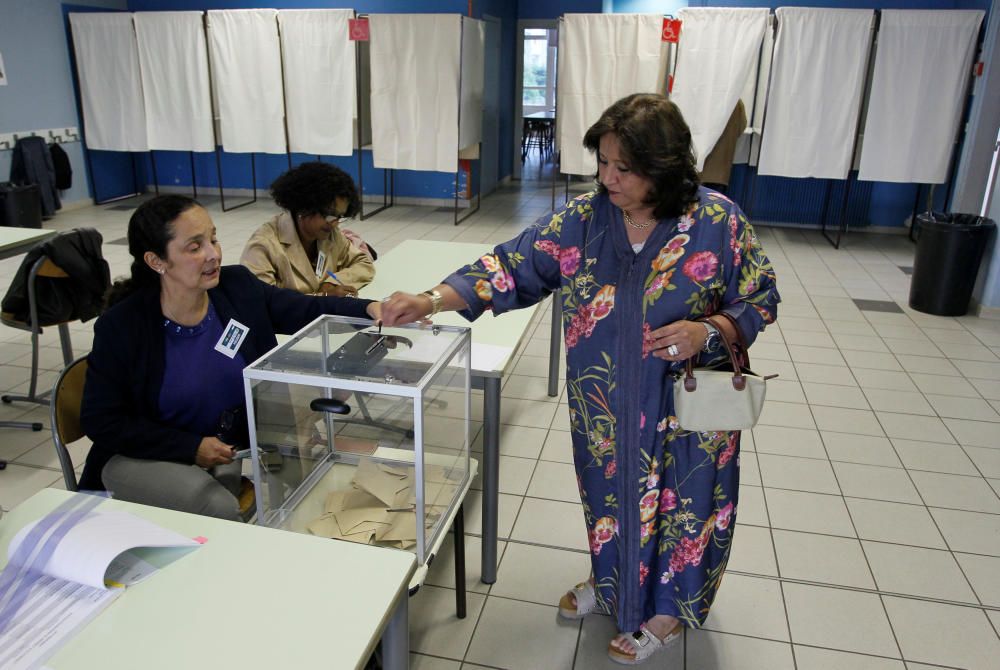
left=105, top=195, right=200, bottom=308
left=269, top=162, right=361, bottom=220
left=583, top=93, right=700, bottom=220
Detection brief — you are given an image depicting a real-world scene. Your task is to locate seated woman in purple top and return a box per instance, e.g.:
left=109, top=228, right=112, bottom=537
left=80, top=195, right=381, bottom=521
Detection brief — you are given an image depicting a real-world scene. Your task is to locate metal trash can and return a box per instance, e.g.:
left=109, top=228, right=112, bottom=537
left=909, top=212, right=996, bottom=316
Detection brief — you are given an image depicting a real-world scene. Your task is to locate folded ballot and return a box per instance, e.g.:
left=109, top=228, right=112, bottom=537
left=306, top=456, right=460, bottom=550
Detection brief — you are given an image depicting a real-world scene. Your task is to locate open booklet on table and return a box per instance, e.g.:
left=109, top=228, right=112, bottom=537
left=0, top=500, right=202, bottom=670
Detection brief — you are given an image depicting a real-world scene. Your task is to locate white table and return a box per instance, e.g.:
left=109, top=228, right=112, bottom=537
left=0, top=489, right=416, bottom=670
left=0, top=227, right=54, bottom=261
left=361, top=240, right=542, bottom=584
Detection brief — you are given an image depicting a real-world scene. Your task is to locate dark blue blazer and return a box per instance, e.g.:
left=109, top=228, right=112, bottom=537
left=79, top=265, right=373, bottom=490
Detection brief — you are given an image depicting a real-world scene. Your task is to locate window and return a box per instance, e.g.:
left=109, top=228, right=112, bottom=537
left=522, top=28, right=556, bottom=111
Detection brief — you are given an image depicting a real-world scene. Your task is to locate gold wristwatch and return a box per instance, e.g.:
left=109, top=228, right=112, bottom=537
left=421, top=289, right=443, bottom=316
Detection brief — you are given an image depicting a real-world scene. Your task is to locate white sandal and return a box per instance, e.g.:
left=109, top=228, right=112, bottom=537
left=557, top=581, right=597, bottom=619
left=607, top=623, right=682, bottom=665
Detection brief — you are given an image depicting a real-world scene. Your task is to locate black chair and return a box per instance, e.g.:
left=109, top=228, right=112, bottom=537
left=49, top=355, right=88, bottom=491
left=1, top=255, right=75, bottom=429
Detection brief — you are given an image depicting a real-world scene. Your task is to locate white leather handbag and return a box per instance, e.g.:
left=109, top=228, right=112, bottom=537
left=673, top=314, right=775, bottom=432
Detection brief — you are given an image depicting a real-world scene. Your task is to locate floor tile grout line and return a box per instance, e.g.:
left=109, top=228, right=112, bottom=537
left=751, top=447, right=999, bottom=481
left=466, top=510, right=1000, bottom=560
left=791, top=641, right=964, bottom=670
left=727, top=519, right=1000, bottom=562
left=744, top=483, right=1000, bottom=518
left=849, top=505, right=908, bottom=660
left=808, top=391, right=907, bottom=660
left=454, top=579, right=492, bottom=666
left=716, top=568, right=998, bottom=614
left=745, top=431, right=798, bottom=668
left=869, top=428, right=985, bottom=609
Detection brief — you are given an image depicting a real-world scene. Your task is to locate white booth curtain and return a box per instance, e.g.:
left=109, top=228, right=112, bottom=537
left=733, top=14, right=775, bottom=166
left=69, top=13, right=148, bottom=152
left=671, top=8, right=769, bottom=171
left=757, top=8, right=875, bottom=180
left=369, top=14, right=483, bottom=173
left=558, top=13, right=664, bottom=176
left=858, top=10, right=985, bottom=184
left=133, top=12, right=214, bottom=152
left=278, top=9, right=357, bottom=157
left=459, top=18, right=486, bottom=156
left=206, top=9, right=286, bottom=154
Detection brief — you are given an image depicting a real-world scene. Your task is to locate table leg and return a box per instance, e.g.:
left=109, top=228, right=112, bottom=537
left=454, top=504, right=466, bottom=619
left=547, top=297, right=561, bottom=398
left=481, top=376, right=501, bottom=584
left=382, top=593, right=409, bottom=670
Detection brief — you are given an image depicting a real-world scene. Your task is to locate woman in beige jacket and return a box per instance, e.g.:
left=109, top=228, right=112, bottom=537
left=240, top=162, right=375, bottom=297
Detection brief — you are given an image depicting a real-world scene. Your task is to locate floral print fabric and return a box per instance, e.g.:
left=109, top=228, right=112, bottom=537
left=443, top=188, right=779, bottom=632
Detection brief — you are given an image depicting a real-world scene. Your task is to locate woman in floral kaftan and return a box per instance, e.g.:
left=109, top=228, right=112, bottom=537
left=381, top=94, right=779, bottom=665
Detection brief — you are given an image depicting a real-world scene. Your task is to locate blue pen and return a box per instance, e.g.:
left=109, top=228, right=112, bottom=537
left=325, top=270, right=341, bottom=284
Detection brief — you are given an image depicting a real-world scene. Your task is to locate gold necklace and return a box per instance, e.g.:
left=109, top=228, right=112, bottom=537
left=623, top=209, right=656, bottom=230
left=624, top=211, right=654, bottom=229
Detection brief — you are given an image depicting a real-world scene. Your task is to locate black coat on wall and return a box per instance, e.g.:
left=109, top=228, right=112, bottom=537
left=49, top=143, right=73, bottom=190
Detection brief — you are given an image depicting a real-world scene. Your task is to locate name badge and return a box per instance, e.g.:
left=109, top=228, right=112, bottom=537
left=215, top=319, right=249, bottom=359
left=315, top=250, right=327, bottom=278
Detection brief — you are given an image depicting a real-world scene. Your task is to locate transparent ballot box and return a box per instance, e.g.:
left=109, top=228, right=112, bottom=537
left=243, top=315, right=473, bottom=566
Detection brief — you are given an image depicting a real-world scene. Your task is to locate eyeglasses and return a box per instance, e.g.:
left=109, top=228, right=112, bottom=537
left=321, top=212, right=350, bottom=224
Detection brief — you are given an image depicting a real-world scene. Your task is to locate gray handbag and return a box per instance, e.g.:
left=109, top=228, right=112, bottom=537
left=673, top=314, right=775, bottom=432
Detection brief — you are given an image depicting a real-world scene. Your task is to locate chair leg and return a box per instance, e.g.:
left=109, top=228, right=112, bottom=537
left=27, top=326, right=40, bottom=400
left=58, top=324, right=74, bottom=367
left=2, top=325, right=55, bottom=407
left=454, top=503, right=466, bottom=619
left=0, top=421, right=43, bottom=431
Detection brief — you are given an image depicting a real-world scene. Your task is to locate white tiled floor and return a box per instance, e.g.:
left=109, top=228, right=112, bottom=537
left=2, top=174, right=1000, bottom=669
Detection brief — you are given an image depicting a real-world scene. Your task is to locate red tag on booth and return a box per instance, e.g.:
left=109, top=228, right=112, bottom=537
left=668, top=74, right=674, bottom=93
left=349, top=18, right=369, bottom=41
left=662, top=19, right=681, bottom=43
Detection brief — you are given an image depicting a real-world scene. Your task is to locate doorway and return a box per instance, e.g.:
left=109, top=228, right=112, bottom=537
left=514, top=19, right=558, bottom=181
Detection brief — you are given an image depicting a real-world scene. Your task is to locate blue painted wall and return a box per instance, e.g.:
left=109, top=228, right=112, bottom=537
left=517, top=0, right=603, bottom=20
left=0, top=0, right=128, bottom=207
left=610, top=0, right=686, bottom=12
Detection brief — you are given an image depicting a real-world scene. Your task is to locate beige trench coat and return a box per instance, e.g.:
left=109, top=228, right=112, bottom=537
left=239, top=213, right=375, bottom=292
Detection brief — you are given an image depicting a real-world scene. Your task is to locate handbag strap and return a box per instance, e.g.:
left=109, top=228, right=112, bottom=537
left=701, top=312, right=751, bottom=369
